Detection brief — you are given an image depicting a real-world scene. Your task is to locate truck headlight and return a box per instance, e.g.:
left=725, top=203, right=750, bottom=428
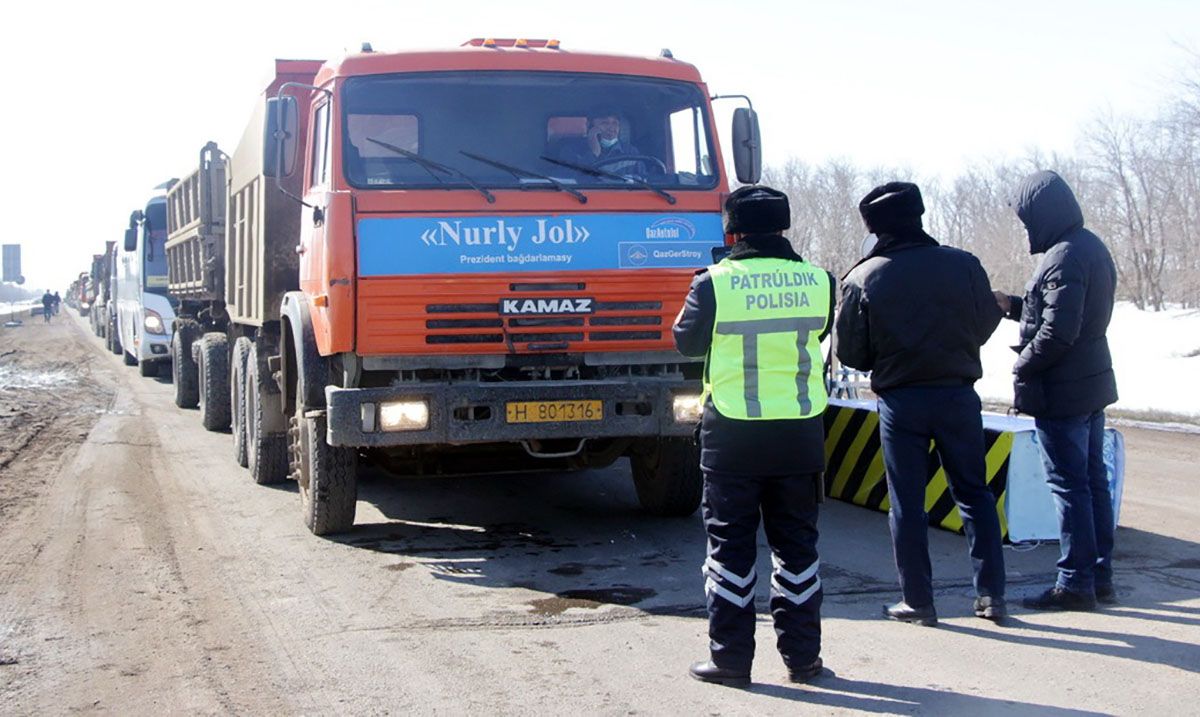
left=672, top=394, right=703, bottom=423
left=379, top=400, right=429, bottom=432
left=143, top=310, right=166, bottom=335
left=80, top=302, right=90, bottom=309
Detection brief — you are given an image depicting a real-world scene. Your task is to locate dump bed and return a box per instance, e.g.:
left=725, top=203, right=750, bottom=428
left=165, top=143, right=226, bottom=300
left=223, top=60, right=321, bottom=326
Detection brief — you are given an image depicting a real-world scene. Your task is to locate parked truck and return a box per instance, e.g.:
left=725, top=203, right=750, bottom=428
left=117, top=187, right=178, bottom=376
left=102, top=241, right=123, bottom=356
left=165, top=40, right=762, bottom=535
left=88, top=241, right=117, bottom=339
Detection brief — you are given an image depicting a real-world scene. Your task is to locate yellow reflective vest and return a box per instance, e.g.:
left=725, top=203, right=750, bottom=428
left=704, top=257, right=831, bottom=419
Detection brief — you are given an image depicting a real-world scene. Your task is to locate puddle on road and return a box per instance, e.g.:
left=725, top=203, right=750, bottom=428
left=547, top=562, right=621, bottom=576
left=526, top=587, right=657, bottom=616
left=0, top=365, right=77, bottom=390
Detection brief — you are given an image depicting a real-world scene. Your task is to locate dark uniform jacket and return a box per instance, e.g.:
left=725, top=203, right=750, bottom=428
left=1007, top=171, right=1118, bottom=418
left=673, top=234, right=835, bottom=475
left=836, top=228, right=1002, bottom=394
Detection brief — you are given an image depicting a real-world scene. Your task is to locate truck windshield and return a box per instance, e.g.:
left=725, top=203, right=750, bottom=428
left=340, top=71, right=718, bottom=192
left=143, top=202, right=169, bottom=294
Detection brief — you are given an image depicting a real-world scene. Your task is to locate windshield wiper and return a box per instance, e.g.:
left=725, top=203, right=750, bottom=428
left=540, top=156, right=676, bottom=205
left=460, top=151, right=587, bottom=204
left=365, top=138, right=495, bottom=203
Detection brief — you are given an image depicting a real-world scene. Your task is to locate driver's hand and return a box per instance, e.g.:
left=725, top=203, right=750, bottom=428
left=587, top=126, right=602, bottom=155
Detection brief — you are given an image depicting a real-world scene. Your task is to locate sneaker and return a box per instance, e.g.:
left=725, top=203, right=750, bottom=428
left=974, top=596, right=1008, bottom=621
left=883, top=601, right=938, bottom=626
left=1022, top=586, right=1096, bottom=611
left=787, top=657, right=824, bottom=684
left=1095, top=585, right=1117, bottom=605
left=688, top=660, right=750, bottom=688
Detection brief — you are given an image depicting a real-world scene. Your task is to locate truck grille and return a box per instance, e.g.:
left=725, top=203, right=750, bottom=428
left=422, top=298, right=662, bottom=345
left=357, top=272, right=690, bottom=355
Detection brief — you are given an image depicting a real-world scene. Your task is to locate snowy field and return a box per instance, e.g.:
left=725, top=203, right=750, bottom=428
left=976, top=302, right=1200, bottom=420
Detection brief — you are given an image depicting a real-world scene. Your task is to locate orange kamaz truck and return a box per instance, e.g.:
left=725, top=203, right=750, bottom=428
left=164, top=39, right=762, bottom=535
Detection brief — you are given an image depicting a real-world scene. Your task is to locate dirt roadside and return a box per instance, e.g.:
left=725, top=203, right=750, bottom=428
left=1, top=312, right=1197, bottom=715
left=0, top=314, right=113, bottom=521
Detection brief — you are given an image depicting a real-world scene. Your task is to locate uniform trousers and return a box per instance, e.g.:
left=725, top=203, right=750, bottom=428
left=701, top=470, right=821, bottom=672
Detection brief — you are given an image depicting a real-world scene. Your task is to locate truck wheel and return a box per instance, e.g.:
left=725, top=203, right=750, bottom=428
left=171, top=324, right=200, bottom=409
left=197, top=334, right=231, bottom=432
left=108, top=315, right=122, bottom=355
left=247, top=344, right=288, bottom=485
left=138, top=358, right=158, bottom=377
left=290, top=408, right=357, bottom=535
left=231, top=337, right=251, bottom=467
left=629, top=439, right=703, bottom=517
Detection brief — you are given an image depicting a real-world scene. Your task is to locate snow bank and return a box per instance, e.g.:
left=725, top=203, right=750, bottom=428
left=977, top=302, right=1200, bottom=418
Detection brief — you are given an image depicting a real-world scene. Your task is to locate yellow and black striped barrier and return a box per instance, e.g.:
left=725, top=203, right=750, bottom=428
left=823, top=400, right=1015, bottom=540
left=821, top=398, right=1125, bottom=543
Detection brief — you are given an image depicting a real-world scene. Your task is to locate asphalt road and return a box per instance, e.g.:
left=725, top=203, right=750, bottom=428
left=1, top=313, right=1197, bottom=715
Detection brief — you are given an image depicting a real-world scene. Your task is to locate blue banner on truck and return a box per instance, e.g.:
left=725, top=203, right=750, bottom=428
left=357, top=213, right=722, bottom=276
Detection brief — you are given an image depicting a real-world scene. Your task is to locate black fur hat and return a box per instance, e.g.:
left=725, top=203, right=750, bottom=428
left=724, top=185, right=791, bottom=234
left=859, top=182, right=925, bottom=234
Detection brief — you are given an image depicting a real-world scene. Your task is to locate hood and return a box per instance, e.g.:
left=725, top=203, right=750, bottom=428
left=1012, top=170, right=1084, bottom=254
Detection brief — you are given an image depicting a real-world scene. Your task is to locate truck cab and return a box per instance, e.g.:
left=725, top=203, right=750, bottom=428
left=261, top=40, right=761, bottom=533
left=117, top=192, right=178, bottom=376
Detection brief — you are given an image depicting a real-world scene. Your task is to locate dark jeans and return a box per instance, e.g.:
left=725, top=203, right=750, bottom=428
left=877, top=386, right=1006, bottom=607
left=1035, top=411, right=1114, bottom=595
left=701, top=470, right=821, bottom=672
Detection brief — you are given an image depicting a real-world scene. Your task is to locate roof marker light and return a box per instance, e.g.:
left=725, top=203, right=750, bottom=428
left=515, top=38, right=529, bottom=48
left=483, top=38, right=497, bottom=48
left=546, top=39, right=561, bottom=49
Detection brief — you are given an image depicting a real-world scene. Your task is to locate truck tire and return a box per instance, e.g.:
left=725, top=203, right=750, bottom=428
left=290, top=409, right=357, bottom=535
left=138, top=358, right=158, bottom=377
left=171, top=324, right=200, bottom=409
left=108, top=314, right=122, bottom=355
left=197, top=334, right=231, bottom=432
left=231, top=337, right=251, bottom=467
left=247, top=344, right=288, bottom=485
left=629, top=439, right=703, bottom=517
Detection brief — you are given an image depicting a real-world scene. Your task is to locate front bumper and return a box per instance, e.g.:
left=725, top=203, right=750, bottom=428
left=325, top=377, right=700, bottom=448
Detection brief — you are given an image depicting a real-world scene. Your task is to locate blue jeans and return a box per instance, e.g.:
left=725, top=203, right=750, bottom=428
left=1035, top=411, right=1114, bottom=595
left=877, top=386, right=1006, bottom=607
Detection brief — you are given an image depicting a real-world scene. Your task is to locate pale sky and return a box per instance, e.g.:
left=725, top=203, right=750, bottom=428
left=3, top=0, right=1196, bottom=291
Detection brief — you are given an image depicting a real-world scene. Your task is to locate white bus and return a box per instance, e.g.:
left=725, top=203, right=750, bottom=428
left=116, top=191, right=177, bottom=377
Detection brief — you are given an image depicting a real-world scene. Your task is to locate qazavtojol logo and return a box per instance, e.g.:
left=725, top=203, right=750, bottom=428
left=644, top=217, right=697, bottom=240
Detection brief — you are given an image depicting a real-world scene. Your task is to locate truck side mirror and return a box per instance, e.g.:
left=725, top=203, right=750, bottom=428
left=263, top=96, right=298, bottom=178
left=731, top=107, right=762, bottom=185
left=123, top=228, right=137, bottom=252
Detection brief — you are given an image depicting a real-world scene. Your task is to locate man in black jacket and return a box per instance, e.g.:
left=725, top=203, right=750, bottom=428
left=995, top=170, right=1118, bottom=611
left=674, top=185, right=835, bottom=687
left=836, top=182, right=1006, bottom=625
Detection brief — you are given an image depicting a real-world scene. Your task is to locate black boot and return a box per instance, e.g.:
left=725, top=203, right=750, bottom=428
left=787, top=657, right=824, bottom=684
left=1022, top=586, right=1096, bottom=611
left=973, top=596, right=1008, bottom=621
left=883, top=601, right=938, bottom=626
left=1095, top=585, right=1117, bottom=605
left=688, top=660, right=750, bottom=688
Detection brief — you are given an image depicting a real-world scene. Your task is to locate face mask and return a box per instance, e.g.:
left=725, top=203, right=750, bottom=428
left=860, top=234, right=879, bottom=257
left=599, top=136, right=619, bottom=149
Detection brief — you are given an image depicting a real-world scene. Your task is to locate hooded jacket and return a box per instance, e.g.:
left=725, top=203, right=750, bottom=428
left=836, top=183, right=1002, bottom=393
left=1006, top=171, right=1118, bottom=418
left=673, top=234, right=835, bottom=475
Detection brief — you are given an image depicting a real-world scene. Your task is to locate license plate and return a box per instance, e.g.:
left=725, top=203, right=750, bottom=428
left=505, top=400, right=603, bottom=424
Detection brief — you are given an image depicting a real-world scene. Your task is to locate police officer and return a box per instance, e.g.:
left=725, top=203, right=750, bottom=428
left=673, top=185, right=835, bottom=687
